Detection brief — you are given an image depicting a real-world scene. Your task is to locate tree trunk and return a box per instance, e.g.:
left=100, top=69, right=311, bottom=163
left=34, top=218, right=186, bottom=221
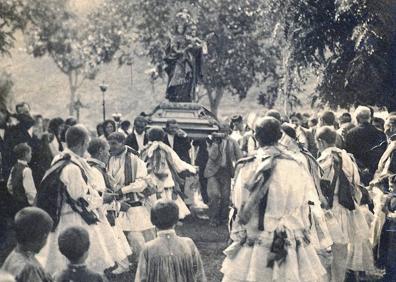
left=207, top=87, right=224, bottom=118
left=282, top=44, right=292, bottom=117
left=68, top=72, right=76, bottom=116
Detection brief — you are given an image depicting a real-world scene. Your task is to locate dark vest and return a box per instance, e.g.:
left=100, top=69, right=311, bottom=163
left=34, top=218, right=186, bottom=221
left=10, top=162, right=29, bottom=206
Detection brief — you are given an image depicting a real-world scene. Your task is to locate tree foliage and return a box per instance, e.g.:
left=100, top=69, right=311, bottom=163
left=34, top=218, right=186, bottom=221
left=0, top=0, right=29, bottom=55
left=24, top=0, right=122, bottom=117
left=264, top=0, right=395, bottom=111
left=0, top=71, right=14, bottom=112
left=116, top=0, right=280, bottom=115
left=3, top=0, right=395, bottom=116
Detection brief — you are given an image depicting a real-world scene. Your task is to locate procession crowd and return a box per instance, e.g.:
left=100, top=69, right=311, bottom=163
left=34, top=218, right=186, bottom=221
left=0, top=102, right=396, bottom=282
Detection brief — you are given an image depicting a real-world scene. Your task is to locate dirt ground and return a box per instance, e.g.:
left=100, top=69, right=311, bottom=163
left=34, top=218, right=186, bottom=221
left=0, top=216, right=228, bottom=282
left=1, top=214, right=384, bottom=282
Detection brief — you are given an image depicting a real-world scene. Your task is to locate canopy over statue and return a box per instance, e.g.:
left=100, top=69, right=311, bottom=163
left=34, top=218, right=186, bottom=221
left=164, top=9, right=204, bottom=103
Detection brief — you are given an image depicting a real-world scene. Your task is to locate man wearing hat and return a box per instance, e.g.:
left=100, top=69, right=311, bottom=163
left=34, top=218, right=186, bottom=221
left=204, top=124, right=242, bottom=226
left=229, top=115, right=244, bottom=144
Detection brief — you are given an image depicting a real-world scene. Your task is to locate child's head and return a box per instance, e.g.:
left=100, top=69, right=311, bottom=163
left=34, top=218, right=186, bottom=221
left=151, top=200, right=179, bottom=230
left=13, top=143, right=31, bottom=163
left=14, top=207, right=53, bottom=253
left=58, top=226, right=90, bottom=264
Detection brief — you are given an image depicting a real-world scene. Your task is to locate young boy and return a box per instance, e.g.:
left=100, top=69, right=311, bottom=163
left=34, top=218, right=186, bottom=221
left=135, top=200, right=206, bottom=282
left=55, top=226, right=106, bottom=282
left=1, top=207, right=53, bottom=282
left=7, top=143, right=37, bottom=214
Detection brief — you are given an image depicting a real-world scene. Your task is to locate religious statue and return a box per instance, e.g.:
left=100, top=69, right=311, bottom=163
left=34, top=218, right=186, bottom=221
left=164, top=9, right=204, bottom=103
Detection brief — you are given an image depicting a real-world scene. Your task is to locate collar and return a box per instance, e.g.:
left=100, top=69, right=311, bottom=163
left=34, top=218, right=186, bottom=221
left=111, top=147, right=127, bottom=158
left=134, top=130, right=145, bottom=137
left=320, top=146, right=341, bottom=157
left=359, top=122, right=371, bottom=127
left=68, top=263, right=87, bottom=269
left=64, top=148, right=80, bottom=158
left=17, top=160, right=28, bottom=165
left=87, top=158, right=106, bottom=169
left=157, top=229, right=176, bottom=238
left=61, top=148, right=85, bottom=165
left=15, top=245, right=34, bottom=258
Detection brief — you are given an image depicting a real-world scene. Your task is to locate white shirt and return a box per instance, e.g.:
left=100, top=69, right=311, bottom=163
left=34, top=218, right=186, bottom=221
left=27, top=127, right=33, bottom=138
left=134, top=130, right=146, bottom=152
left=230, top=130, right=243, bottom=144
left=108, top=148, right=148, bottom=192
left=53, top=149, right=103, bottom=210
left=7, top=160, right=37, bottom=205
left=88, top=158, right=108, bottom=194
left=48, top=136, right=61, bottom=157
left=117, top=128, right=127, bottom=137
left=167, top=134, right=175, bottom=148
left=317, top=147, right=361, bottom=197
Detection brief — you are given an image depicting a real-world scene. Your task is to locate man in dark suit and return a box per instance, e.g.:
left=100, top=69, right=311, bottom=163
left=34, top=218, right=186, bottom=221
left=164, top=119, right=192, bottom=163
left=345, top=106, right=387, bottom=185
left=125, top=116, right=148, bottom=153
left=204, top=126, right=242, bottom=226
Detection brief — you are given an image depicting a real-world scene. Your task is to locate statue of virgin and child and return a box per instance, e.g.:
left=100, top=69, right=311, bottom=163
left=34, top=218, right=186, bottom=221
left=163, top=9, right=206, bottom=103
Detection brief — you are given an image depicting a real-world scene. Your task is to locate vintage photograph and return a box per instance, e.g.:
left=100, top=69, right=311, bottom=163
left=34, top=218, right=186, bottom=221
left=0, top=0, right=395, bottom=281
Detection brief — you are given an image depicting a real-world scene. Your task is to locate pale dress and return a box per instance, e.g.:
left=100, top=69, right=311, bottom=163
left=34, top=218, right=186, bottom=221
left=37, top=150, right=116, bottom=275
left=317, top=147, right=375, bottom=272
left=223, top=146, right=327, bottom=282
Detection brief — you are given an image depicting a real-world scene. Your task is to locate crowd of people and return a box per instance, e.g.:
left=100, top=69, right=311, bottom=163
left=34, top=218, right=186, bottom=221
left=0, top=101, right=396, bottom=282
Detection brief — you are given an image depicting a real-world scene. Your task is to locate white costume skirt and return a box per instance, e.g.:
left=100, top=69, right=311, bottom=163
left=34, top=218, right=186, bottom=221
left=97, top=212, right=132, bottom=263
left=116, top=205, right=154, bottom=232
left=160, top=187, right=191, bottom=219
left=112, top=223, right=132, bottom=256
left=37, top=211, right=116, bottom=275
left=309, top=206, right=333, bottom=251
left=330, top=199, right=375, bottom=272
left=221, top=230, right=327, bottom=282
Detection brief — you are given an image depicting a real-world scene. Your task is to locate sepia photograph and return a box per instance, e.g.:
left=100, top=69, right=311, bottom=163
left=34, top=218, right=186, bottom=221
left=0, top=0, right=395, bottom=281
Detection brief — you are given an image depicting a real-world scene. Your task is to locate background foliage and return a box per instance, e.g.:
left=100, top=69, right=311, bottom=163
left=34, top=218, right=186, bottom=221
left=0, top=0, right=395, bottom=120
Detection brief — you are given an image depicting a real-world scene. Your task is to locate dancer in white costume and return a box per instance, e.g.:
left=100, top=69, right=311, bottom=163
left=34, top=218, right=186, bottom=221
left=87, top=138, right=132, bottom=274
left=36, top=125, right=116, bottom=275
left=279, top=124, right=333, bottom=253
left=107, top=132, right=156, bottom=259
left=316, top=126, right=375, bottom=282
left=141, top=127, right=196, bottom=220
left=222, top=117, right=326, bottom=282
